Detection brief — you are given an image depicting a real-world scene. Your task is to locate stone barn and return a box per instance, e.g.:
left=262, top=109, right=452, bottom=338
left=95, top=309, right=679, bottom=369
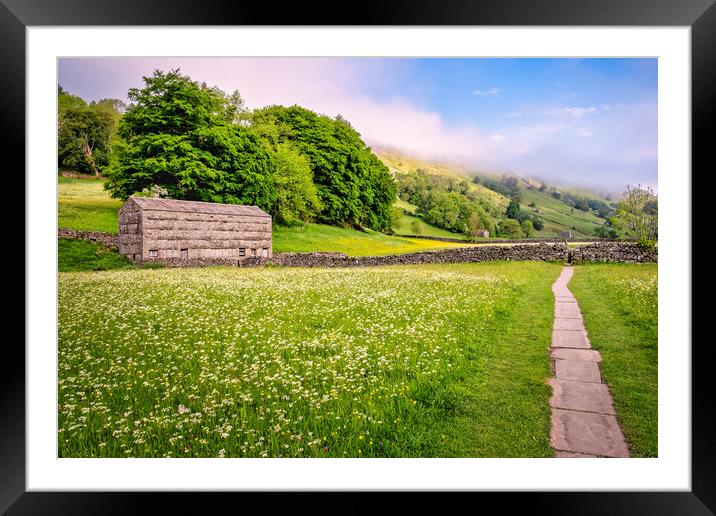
left=118, top=196, right=272, bottom=264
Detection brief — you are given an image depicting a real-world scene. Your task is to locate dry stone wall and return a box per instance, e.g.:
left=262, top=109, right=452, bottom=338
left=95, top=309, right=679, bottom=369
left=59, top=228, right=119, bottom=250
left=272, top=243, right=568, bottom=267
left=570, top=242, right=657, bottom=263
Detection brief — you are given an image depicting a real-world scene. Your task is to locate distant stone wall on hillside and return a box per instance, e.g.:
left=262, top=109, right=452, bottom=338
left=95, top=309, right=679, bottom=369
left=569, top=242, right=657, bottom=263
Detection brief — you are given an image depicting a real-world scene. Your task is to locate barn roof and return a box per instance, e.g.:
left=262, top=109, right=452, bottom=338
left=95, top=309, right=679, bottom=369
left=128, top=196, right=270, bottom=217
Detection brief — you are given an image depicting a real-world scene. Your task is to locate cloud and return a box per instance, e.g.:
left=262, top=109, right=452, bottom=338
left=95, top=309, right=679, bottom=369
left=472, top=87, right=500, bottom=96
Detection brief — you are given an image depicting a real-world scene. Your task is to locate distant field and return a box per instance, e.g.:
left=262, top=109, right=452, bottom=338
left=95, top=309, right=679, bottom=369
left=569, top=263, right=658, bottom=457
left=58, top=176, right=470, bottom=257
left=58, top=261, right=563, bottom=457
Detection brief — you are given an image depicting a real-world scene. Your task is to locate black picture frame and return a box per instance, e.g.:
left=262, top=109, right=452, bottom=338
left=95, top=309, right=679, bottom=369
left=5, top=0, right=712, bottom=513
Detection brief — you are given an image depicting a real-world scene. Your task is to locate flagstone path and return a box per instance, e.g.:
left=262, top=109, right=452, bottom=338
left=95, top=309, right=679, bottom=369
left=549, top=265, right=630, bottom=458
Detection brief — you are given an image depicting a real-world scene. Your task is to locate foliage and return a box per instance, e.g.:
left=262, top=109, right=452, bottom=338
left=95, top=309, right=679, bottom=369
left=521, top=219, right=534, bottom=237
left=593, top=218, right=620, bottom=239
left=612, top=184, right=658, bottom=246
left=396, top=170, right=497, bottom=235
left=497, top=218, right=523, bottom=238
left=105, top=69, right=277, bottom=210
left=58, top=86, right=123, bottom=176
left=410, top=219, right=423, bottom=235
left=473, top=175, right=521, bottom=201
left=267, top=142, right=322, bottom=225
left=505, top=200, right=522, bottom=220
left=250, top=105, right=396, bottom=231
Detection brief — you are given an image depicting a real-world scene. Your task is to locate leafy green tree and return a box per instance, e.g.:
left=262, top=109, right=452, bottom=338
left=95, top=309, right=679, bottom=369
left=521, top=219, right=535, bottom=237
left=270, top=143, right=322, bottom=225
left=594, top=220, right=619, bottom=239
left=105, top=69, right=276, bottom=210
left=505, top=200, right=522, bottom=220
left=531, top=216, right=544, bottom=231
left=58, top=87, right=121, bottom=175
left=613, top=184, right=658, bottom=246
left=410, top=219, right=423, bottom=235
left=250, top=105, right=396, bottom=231
left=497, top=218, right=524, bottom=238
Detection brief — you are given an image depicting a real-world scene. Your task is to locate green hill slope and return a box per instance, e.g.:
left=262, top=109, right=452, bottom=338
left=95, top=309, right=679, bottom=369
left=374, top=147, right=611, bottom=238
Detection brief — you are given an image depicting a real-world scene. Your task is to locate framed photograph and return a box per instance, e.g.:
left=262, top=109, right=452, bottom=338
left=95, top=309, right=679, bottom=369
left=7, top=0, right=712, bottom=512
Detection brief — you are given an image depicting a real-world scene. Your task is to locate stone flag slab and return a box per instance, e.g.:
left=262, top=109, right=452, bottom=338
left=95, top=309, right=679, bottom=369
left=555, top=302, right=582, bottom=319
left=549, top=379, right=616, bottom=415
left=553, top=317, right=585, bottom=331
left=551, top=348, right=601, bottom=362
left=551, top=409, right=630, bottom=458
left=552, top=329, right=591, bottom=349
left=555, top=360, right=602, bottom=383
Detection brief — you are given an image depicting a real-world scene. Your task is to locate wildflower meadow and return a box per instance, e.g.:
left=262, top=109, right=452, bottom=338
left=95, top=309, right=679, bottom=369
left=58, top=262, right=563, bottom=458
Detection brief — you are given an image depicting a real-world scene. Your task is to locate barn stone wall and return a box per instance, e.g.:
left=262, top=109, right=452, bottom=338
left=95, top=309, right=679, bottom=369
left=118, top=201, right=143, bottom=261
left=141, top=210, right=272, bottom=261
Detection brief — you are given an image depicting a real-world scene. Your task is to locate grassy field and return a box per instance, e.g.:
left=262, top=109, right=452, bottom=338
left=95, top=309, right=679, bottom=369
left=58, top=176, right=123, bottom=234
left=58, top=261, right=563, bottom=458
left=569, top=263, right=658, bottom=457
left=58, top=238, right=133, bottom=272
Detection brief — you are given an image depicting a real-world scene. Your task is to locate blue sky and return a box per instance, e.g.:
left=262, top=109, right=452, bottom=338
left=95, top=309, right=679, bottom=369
left=59, top=57, right=657, bottom=193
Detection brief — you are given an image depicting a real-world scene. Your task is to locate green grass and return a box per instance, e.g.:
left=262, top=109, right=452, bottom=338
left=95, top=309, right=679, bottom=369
left=58, top=238, right=133, bottom=272
left=58, top=176, right=123, bottom=234
left=568, top=263, right=658, bottom=457
left=58, top=261, right=563, bottom=458
left=272, top=223, right=469, bottom=256
left=394, top=213, right=466, bottom=239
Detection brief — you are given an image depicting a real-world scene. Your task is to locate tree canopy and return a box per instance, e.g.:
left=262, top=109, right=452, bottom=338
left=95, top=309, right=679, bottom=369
left=105, top=70, right=278, bottom=210
left=58, top=86, right=123, bottom=176
left=250, top=105, right=396, bottom=231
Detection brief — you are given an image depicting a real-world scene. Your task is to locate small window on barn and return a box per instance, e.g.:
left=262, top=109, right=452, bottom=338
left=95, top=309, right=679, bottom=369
left=239, top=248, right=246, bottom=257
left=251, top=248, right=257, bottom=257
left=149, top=250, right=158, bottom=258
left=262, top=248, right=269, bottom=258
left=181, top=248, right=188, bottom=259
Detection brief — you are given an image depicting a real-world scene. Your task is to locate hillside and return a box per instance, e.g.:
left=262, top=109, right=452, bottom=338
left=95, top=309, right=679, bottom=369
left=374, top=146, right=509, bottom=209
left=374, top=147, right=611, bottom=238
